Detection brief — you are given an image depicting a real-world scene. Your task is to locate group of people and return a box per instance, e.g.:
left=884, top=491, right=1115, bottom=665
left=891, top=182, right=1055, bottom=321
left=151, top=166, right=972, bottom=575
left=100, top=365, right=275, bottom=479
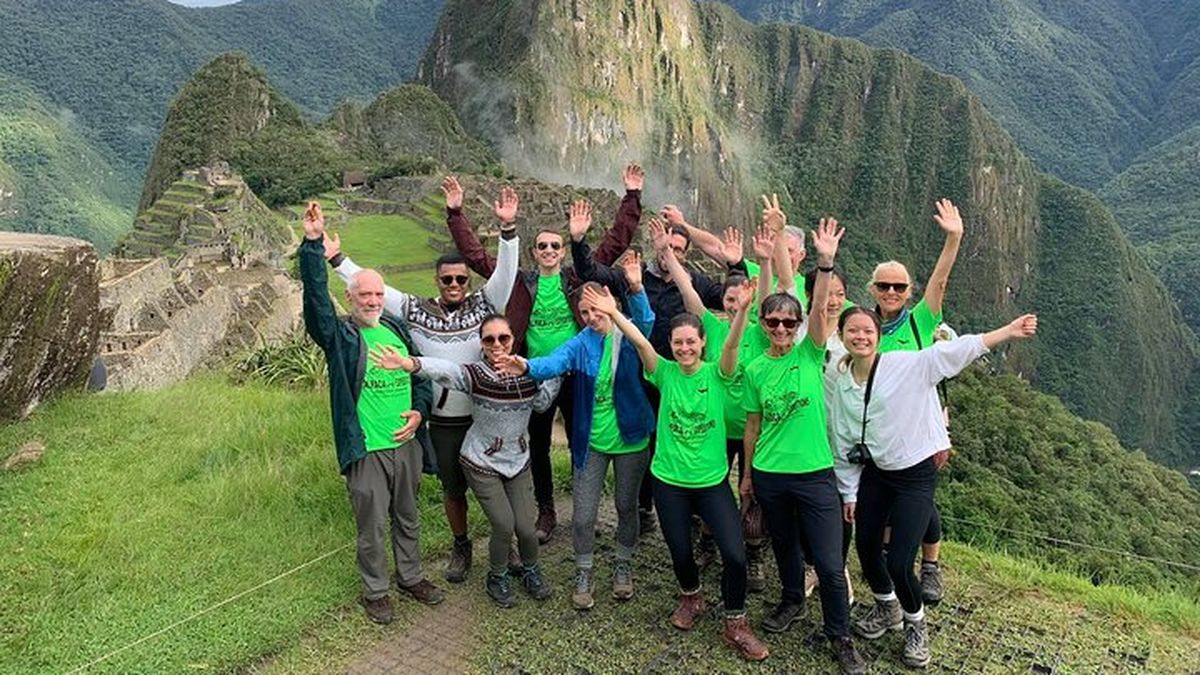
left=298, top=164, right=1038, bottom=673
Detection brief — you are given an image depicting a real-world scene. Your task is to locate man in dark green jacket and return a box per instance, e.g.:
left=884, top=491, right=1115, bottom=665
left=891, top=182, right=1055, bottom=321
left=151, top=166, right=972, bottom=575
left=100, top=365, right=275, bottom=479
left=300, top=203, right=443, bottom=624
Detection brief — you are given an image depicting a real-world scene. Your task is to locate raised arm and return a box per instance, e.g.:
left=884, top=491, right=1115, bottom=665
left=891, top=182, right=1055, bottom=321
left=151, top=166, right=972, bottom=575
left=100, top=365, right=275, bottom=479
left=442, top=176, right=498, bottom=278
left=497, top=331, right=585, bottom=381
left=299, top=203, right=338, bottom=348
left=571, top=200, right=629, bottom=295
left=483, top=185, right=520, bottom=311
left=592, top=162, right=644, bottom=265
left=750, top=224, right=776, bottom=303
left=619, top=253, right=656, bottom=335
left=662, top=204, right=724, bottom=265
left=806, top=215, right=845, bottom=345
left=916, top=314, right=1036, bottom=385
left=651, top=217, right=704, bottom=316
left=369, top=348, right=471, bottom=393
left=719, top=278, right=755, bottom=378
left=923, top=198, right=964, bottom=316
left=585, top=284, right=658, bottom=374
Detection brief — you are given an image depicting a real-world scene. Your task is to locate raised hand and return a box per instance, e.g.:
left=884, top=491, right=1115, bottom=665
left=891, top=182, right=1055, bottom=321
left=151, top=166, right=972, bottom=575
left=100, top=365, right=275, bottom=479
left=751, top=224, right=776, bottom=261
left=660, top=204, right=686, bottom=227
left=568, top=199, right=593, bottom=242
left=733, top=276, right=756, bottom=313
left=493, top=353, right=529, bottom=377
left=648, top=217, right=671, bottom=253
left=441, top=176, right=464, bottom=210
left=322, top=231, right=341, bottom=261
left=761, top=193, right=786, bottom=233
left=810, top=217, right=845, bottom=267
left=721, top=227, right=744, bottom=265
left=369, top=345, right=416, bottom=371
left=623, top=162, right=645, bottom=191
left=1006, top=313, right=1038, bottom=340
left=582, top=284, right=620, bottom=316
left=393, top=410, right=422, bottom=444
left=619, top=250, right=643, bottom=292
left=494, top=186, right=519, bottom=225
left=933, top=198, right=963, bottom=237
left=302, top=201, right=325, bottom=240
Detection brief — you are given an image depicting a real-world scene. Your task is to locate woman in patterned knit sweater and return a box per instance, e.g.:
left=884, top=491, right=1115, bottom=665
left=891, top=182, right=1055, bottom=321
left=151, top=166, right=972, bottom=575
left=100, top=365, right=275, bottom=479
left=370, top=315, right=561, bottom=608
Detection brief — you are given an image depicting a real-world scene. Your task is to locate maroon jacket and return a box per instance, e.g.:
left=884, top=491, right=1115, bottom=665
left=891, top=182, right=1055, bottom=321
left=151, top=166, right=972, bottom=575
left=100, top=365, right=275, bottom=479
left=447, top=189, right=641, bottom=355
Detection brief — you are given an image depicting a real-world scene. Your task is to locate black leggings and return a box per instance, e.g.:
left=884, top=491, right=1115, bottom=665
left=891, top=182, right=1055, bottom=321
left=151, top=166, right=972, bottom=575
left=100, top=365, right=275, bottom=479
left=924, top=506, right=942, bottom=545
left=527, top=381, right=574, bottom=507
left=855, top=458, right=937, bottom=614
left=654, top=478, right=747, bottom=613
left=638, top=385, right=659, bottom=513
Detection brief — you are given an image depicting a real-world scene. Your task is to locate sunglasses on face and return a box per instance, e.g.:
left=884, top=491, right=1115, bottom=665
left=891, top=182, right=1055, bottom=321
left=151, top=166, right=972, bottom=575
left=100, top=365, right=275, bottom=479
left=439, top=275, right=470, bottom=286
left=874, top=281, right=909, bottom=293
left=482, top=333, right=513, bottom=346
left=762, top=317, right=800, bottom=330
left=536, top=241, right=563, bottom=251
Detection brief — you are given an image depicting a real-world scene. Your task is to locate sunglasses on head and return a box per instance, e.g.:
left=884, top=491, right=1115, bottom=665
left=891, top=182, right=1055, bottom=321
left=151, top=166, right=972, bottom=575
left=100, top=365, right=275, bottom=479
left=536, top=241, right=563, bottom=251
left=439, top=275, right=470, bottom=286
left=762, top=317, right=800, bottom=330
left=482, top=333, right=513, bottom=346
left=874, top=281, right=909, bottom=293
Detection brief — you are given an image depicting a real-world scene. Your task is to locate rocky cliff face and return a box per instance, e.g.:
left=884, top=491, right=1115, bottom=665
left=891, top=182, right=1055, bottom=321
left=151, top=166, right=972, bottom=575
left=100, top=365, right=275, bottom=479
left=420, top=0, right=1200, bottom=465
left=0, top=233, right=101, bottom=420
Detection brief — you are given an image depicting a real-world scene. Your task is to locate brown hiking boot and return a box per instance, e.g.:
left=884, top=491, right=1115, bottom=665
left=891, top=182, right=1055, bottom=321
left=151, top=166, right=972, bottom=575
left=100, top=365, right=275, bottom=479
left=399, top=578, right=445, bottom=606
left=359, top=594, right=393, bottom=624
left=722, top=615, right=770, bottom=661
left=535, top=504, right=557, bottom=544
left=670, top=590, right=707, bottom=630
left=445, top=538, right=472, bottom=583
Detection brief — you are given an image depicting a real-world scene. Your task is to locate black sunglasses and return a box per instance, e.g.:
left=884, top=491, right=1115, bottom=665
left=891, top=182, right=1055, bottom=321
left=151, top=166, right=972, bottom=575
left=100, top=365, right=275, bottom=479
left=536, top=241, right=563, bottom=251
left=874, top=281, right=909, bottom=293
left=439, top=275, right=470, bottom=286
left=762, top=317, right=800, bottom=330
left=482, top=333, right=513, bottom=346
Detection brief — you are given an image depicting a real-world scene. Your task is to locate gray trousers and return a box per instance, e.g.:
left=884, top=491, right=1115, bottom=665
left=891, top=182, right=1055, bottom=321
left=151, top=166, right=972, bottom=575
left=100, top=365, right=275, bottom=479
left=572, top=448, right=650, bottom=568
left=464, top=465, right=539, bottom=575
left=345, top=441, right=423, bottom=599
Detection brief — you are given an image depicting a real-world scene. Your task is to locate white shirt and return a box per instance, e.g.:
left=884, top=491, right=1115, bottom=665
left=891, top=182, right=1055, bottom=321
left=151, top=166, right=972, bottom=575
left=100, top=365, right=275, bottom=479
left=825, top=335, right=989, bottom=503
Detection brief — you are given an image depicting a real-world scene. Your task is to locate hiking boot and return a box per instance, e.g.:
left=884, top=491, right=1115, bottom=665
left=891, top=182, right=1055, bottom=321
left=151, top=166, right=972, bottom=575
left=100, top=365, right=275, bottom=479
left=359, top=594, right=393, bottom=624
left=762, top=600, right=804, bottom=633
left=571, top=567, right=595, bottom=610
left=445, top=538, right=472, bottom=583
left=670, top=589, right=706, bottom=630
left=638, top=508, right=657, bottom=536
left=902, top=616, right=932, bottom=668
left=746, top=543, right=766, bottom=593
left=854, top=597, right=902, bottom=639
left=507, top=545, right=524, bottom=577
left=522, top=563, right=553, bottom=601
left=695, top=534, right=717, bottom=570
left=721, top=615, right=770, bottom=661
left=612, top=559, right=635, bottom=600
left=535, top=504, right=557, bottom=544
left=804, top=564, right=819, bottom=598
left=920, top=562, right=944, bottom=606
left=845, top=567, right=856, bottom=607
left=485, top=572, right=516, bottom=608
left=831, top=636, right=867, bottom=675
left=399, top=578, right=445, bottom=606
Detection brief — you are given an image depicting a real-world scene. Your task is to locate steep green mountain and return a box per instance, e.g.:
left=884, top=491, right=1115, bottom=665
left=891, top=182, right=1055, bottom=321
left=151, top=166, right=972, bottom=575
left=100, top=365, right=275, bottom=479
left=419, top=0, right=1200, bottom=467
left=0, top=74, right=130, bottom=251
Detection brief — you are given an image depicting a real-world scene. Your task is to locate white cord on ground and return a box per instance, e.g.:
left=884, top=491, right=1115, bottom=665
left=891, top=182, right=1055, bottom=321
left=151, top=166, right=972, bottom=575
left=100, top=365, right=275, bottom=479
left=66, top=541, right=353, bottom=674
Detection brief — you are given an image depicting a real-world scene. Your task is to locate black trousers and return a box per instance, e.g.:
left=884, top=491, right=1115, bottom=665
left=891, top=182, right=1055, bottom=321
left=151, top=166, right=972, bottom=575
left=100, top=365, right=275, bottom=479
left=725, top=437, right=745, bottom=485
left=654, top=478, right=747, bottom=613
left=638, top=384, right=660, bottom=512
left=527, top=378, right=574, bottom=508
left=856, top=457, right=937, bottom=613
left=753, top=467, right=850, bottom=638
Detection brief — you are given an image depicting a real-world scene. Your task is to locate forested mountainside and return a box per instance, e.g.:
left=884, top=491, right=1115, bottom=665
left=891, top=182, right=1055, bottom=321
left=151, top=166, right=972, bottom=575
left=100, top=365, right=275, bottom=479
left=417, top=0, right=1199, bottom=467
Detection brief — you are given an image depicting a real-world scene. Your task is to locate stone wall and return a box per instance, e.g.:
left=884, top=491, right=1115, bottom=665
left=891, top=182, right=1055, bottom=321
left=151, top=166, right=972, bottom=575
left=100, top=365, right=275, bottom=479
left=0, top=233, right=101, bottom=421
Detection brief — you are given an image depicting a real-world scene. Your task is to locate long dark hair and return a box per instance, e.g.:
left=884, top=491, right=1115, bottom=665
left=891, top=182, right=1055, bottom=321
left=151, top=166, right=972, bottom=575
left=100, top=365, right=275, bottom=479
left=803, top=266, right=849, bottom=313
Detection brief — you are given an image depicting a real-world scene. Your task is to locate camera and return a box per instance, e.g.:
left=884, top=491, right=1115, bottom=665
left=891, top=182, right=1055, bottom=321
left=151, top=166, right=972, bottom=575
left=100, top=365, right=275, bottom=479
left=848, top=442, right=872, bottom=465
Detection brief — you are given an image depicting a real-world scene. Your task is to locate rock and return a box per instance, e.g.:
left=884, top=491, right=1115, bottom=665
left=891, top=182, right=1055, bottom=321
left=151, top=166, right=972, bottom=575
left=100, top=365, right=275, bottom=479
left=2, top=440, right=45, bottom=471
left=0, top=232, right=101, bottom=421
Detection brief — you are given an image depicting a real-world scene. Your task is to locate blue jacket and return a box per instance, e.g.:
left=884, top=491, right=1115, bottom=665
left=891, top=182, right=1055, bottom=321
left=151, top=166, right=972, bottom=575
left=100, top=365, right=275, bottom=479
left=526, top=289, right=656, bottom=468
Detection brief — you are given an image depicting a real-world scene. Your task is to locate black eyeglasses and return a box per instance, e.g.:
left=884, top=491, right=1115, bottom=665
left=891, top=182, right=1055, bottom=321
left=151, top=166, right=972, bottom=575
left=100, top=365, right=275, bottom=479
left=874, top=281, right=909, bottom=293
left=439, top=275, right=470, bottom=286
left=762, top=317, right=800, bottom=330
left=482, top=334, right=513, bottom=346
left=536, top=241, right=563, bottom=251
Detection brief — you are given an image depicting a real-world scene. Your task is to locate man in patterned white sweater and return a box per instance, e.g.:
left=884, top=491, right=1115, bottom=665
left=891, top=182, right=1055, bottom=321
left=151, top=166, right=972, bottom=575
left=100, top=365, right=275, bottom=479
left=324, top=180, right=520, bottom=582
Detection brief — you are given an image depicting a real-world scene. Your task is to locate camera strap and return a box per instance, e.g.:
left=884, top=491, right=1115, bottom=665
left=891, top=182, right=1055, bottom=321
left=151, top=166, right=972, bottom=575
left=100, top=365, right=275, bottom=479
left=859, top=354, right=881, bottom=446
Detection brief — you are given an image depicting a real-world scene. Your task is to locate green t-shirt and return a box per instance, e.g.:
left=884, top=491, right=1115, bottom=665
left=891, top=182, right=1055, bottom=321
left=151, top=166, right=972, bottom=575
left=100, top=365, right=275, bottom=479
left=357, top=325, right=414, bottom=452
left=742, top=336, right=832, bottom=474
left=701, top=310, right=768, bottom=439
left=879, top=298, right=942, bottom=353
left=745, top=259, right=806, bottom=308
left=589, top=334, right=649, bottom=454
left=527, top=273, right=578, bottom=358
left=644, top=360, right=730, bottom=488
